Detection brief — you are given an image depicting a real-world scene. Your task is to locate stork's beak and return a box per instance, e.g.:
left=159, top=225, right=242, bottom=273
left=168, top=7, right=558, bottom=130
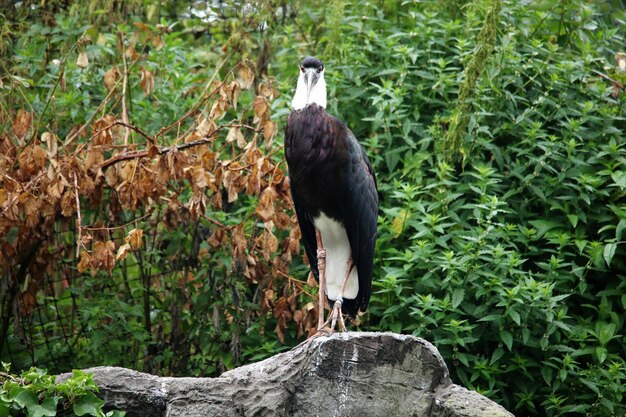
left=303, top=68, right=320, bottom=103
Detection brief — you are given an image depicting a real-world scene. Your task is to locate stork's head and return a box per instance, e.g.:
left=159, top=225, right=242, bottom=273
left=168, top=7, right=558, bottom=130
left=291, top=56, right=327, bottom=110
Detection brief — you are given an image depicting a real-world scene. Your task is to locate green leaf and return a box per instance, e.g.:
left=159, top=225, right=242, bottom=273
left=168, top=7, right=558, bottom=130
left=611, top=171, right=626, bottom=188
left=391, top=209, right=408, bottom=237
left=603, top=243, right=617, bottom=267
left=490, top=348, right=504, bottom=365
left=616, top=219, right=626, bottom=240
left=478, top=314, right=502, bottom=323
left=13, top=390, right=38, bottom=410
left=74, top=391, right=104, bottom=417
left=574, top=239, right=587, bottom=254
left=566, top=214, right=578, bottom=228
left=528, top=220, right=562, bottom=238
left=595, top=347, right=608, bottom=364
left=0, top=403, right=9, bottom=417
left=451, top=288, right=464, bottom=309
left=595, top=322, right=616, bottom=346
left=541, top=366, right=553, bottom=385
left=580, top=378, right=600, bottom=394
left=508, top=309, right=521, bottom=326
left=500, top=330, right=513, bottom=351
left=28, top=397, right=58, bottom=417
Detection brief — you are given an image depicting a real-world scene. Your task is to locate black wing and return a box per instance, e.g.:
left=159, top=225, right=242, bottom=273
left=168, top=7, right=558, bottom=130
left=290, top=183, right=319, bottom=281
left=340, top=129, right=378, bottom=314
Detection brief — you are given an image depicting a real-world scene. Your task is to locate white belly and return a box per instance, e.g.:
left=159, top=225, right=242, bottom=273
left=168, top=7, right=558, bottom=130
left=313, top=213, right=359, bottom=300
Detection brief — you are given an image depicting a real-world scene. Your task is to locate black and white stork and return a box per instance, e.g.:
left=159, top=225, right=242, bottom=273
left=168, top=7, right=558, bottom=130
left=285, top=56, right=378, bottom=333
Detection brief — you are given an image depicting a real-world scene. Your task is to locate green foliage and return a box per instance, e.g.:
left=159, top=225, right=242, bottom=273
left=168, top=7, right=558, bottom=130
left=2, top=1, right=626, bottom=416
left=312, top=0, right=626, bottom=415
left=0, top=363, right=124, bottom=417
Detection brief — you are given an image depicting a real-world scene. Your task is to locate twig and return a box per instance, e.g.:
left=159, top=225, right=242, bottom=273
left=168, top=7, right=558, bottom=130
left=30, top=41, right=80, bottom=145
left=99, top=122, right=241, bottom=170
left=592, top=70, right=624, bottom=90
left=0, top=172, right=47, bottom=216
left=154, top=58, right=240, bottom=140
left=276, top=269, right=309, bottom=286
left=0, top=60, right=35, bottom=117
left=275, top=270, right=315, bottom=299
left=119, top=32, right=131, bottom=146
left=73, top=171, right=83, bottom=258
left=199, top=212, right=226, bottom=228
left=109, top=121, right=155, bottom=144
left=65, top=75, right=122, bottom=148
left=65, top=44, right=145, bottom=148
left=229, top=144, right=282, bottom=171
left=84, top=211, right=152, bottom=231
left=0, top=371, right=24, bottom=383
left=154, top=82, right=225, bottom=140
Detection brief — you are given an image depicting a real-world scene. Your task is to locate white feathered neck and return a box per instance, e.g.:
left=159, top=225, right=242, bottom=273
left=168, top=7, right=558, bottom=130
left=291, top=70, right=327, bottom=110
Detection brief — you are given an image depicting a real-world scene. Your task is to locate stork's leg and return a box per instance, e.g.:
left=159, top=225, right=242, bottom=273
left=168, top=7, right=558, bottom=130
left=315, top=230, right=327, bottom=332
left=325, top=257, right=354, bottom=333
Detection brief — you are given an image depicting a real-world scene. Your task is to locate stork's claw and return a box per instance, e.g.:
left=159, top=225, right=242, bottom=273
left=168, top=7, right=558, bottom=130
left=321, top=298, right=346, bottom=334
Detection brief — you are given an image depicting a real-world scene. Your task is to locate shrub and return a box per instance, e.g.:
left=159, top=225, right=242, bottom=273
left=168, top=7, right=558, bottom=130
left=0, top=363, right=124, bottom=417
left=315, top=0, right=626, bottom=415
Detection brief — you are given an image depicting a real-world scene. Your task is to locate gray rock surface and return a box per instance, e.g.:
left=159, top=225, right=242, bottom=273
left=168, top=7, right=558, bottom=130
left=58, top=332, right=513, bottom=417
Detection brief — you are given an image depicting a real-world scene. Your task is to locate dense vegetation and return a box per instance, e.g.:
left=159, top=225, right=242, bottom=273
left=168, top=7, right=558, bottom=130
left=1, top=0, right=625, bottom=416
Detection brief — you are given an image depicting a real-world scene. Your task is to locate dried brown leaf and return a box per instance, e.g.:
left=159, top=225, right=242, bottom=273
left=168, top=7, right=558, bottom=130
left=188, top=189, right=208, bottom=219
left=76, top=52, right=89, bottom=68
left=91, top=240, right=116, bottom=273
left=116, top=243, right=131, bottom=261
left=152, top=34, right=165, bottom=50
left=196, top=117, right=214, bottom=138
left=253, top=96, right=269, bottom=123
left=124, top=228, right=143, bottom=250
left=228, top=80, right=241, bottom=109
left=125, top=46, right=139, bottom=61
left=12, top=109, right=33, bottom=140
left=226, top=127, right=245, bottom=148
left=189, top=165, right=208, bottom=189
left=93, top=115, right=116, bottom=145
left=255, top=186, right=277, bottom=221
left=208, top=228, right=225, bottom=248
left=41, top=132, right=58, bottom=158
left=77, top=251, right=91, bottom=273
left=140, top=69, right=155, bottom=96
left=263, top=120, right=276, bottom=144
left=84, top=149, right=104, bottom=172
left=238, top=64, right=255, bottom=89
left=60, top=190, right=76, bottom=217
left=209, top=98, right=228, bottom=121
left=18, top=144, right=47, bottom=177
left=104, top=67, right=121, bottom=91
left=232, top=224, right=246, bottom=259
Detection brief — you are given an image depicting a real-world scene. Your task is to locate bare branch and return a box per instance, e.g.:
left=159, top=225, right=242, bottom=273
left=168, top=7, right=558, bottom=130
left=120, top=32, right=131, bottom=147
left=73, top=171, right=83, bottom=258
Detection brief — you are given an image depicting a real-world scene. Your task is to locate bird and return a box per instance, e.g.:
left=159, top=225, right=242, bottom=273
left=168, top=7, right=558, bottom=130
left=284, top=56, right=378, bottom=333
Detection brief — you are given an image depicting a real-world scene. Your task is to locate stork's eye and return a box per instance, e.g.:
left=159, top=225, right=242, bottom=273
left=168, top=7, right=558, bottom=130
left=317, top=67, right=322, bottom=73
left=300, top=66, right=304, bottom=73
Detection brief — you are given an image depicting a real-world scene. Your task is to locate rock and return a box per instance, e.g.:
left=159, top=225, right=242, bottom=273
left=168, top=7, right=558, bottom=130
left=57, top=332, right=514, bottom=417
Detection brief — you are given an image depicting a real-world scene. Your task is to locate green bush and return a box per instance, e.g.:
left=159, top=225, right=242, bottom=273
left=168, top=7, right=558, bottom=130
left=311, top=1, right=626, bottom=415
left=2, top=1, right=625, bottom=416
left=0, top=364, right=124, bottom=417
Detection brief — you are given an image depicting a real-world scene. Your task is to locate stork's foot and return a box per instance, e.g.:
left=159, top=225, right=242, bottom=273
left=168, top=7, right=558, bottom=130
left=308, top=327, right=332, bottom=339
left=306, top=299, right=346, bottom=340
left=323, top=298, right=346, bottom=333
